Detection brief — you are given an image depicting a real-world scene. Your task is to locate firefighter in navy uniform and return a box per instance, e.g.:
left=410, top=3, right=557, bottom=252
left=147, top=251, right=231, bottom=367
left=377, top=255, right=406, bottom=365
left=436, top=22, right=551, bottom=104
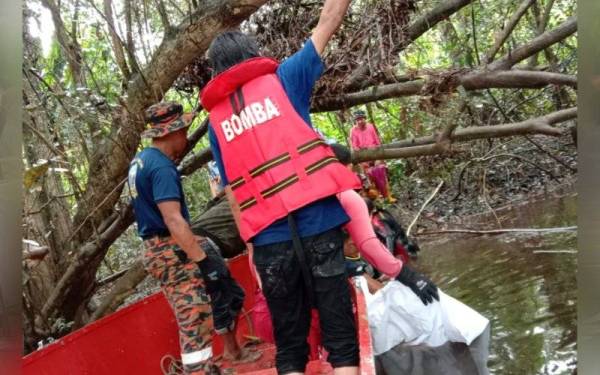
left=128, top=102, right=257, bottom=374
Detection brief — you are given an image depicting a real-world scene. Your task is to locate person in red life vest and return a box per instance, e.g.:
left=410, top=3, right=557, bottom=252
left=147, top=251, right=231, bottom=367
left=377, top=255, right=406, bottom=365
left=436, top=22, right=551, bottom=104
left=127, top=102, right=257, bottom=375
left=201, top=1, right=361, bottom=374
left=349, top=110, right=397, bottom=203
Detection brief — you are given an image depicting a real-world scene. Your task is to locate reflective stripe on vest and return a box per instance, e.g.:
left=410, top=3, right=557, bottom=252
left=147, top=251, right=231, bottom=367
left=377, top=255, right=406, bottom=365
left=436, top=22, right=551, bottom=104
left=201, top=57, right=361, bottom=241
left=238, top=154, right=339, bottom=211
left=229, top=138, right=327, bottom=190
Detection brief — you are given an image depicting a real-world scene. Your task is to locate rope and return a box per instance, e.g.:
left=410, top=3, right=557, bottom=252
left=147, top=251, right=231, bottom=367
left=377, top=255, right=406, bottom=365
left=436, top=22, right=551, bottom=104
left=161, top=354, right=184, bottom=375
left=159, top=306, right=259, bottom=375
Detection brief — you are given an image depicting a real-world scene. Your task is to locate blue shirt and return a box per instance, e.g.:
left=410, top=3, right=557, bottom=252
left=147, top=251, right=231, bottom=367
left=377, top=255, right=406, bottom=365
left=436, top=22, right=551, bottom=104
left=128, top=147, right=191, bottom=238
left=208, top=39, right=349, bottom=245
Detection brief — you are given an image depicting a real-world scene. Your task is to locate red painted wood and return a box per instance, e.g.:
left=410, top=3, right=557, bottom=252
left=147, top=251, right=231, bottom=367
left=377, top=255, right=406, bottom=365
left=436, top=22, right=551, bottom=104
left=22, top=254, right=376, bottom=374
left=353, top=281, right=377, bottom=375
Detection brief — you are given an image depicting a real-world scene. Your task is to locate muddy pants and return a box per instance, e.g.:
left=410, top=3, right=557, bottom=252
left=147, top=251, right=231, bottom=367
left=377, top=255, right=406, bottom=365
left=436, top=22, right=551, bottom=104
left=143, top=236, right=245, bottom=374
left=253, top=227, right=359, bottom=374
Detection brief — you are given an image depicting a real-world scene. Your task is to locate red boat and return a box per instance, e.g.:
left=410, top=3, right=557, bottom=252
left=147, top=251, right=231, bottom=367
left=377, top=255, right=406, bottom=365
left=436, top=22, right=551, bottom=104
left=23, top=254, right=376, bottom=375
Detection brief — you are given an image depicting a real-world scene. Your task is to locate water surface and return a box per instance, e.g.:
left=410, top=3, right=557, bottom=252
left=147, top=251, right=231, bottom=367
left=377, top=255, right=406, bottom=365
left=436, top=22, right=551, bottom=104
left=377, top=194, right=577, bottom=375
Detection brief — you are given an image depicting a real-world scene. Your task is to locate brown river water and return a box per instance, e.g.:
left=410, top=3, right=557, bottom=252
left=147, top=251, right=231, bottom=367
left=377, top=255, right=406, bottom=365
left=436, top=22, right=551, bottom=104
left=376, top=194, right=577, bottom=375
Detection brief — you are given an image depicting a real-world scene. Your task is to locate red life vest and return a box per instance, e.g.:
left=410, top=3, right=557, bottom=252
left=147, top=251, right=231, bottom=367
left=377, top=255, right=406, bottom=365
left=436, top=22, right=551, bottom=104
left=201, top=57, right=360, bottom=241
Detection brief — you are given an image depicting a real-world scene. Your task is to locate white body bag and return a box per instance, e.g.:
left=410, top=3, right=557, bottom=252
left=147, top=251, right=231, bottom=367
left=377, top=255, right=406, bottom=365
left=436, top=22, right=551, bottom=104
left=356, top=277, right=490, bottom=355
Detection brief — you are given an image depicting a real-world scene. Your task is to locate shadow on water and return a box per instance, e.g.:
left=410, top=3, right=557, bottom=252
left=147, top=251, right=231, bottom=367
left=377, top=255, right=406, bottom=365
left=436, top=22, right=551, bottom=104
left=376, top=194, right=577, bottom=375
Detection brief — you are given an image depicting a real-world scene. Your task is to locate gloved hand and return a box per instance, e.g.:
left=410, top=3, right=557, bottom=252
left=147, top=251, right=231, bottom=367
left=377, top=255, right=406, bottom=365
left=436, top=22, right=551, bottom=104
left=196, top=253, right=230, bottom=294
left=395, top=264, right=439, bottom=305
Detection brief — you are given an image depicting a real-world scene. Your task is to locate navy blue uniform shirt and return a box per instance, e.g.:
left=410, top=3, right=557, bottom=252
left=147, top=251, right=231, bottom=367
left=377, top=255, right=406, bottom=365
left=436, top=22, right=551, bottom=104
left=128, top=147, right=191, bottom=238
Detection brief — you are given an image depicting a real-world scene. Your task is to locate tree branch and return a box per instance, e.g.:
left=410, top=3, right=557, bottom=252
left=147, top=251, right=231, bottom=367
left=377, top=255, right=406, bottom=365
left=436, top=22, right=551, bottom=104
left=90, top=260, right=147, bottom=321
left=488, top=16, right=577, bottom=70
left=103, top=0, right=131, bottom=79
left=344, top=0, right=475, bottom=91
left=351, top=143, right=459, bottom=163
left=96, top=268, right=130, bottom=287
left=314, top=69, right=576, bottom=112
left=385, top=107, right=576, bottom=148
left=179, top=148, right=213, bottom=176
left=72, top=0, right=268, bottom=246
left=484, top=0, right=536, bottom=63
left=155, top=0, right=173, bottom=33
left=41, top=0, right=85, bottom=86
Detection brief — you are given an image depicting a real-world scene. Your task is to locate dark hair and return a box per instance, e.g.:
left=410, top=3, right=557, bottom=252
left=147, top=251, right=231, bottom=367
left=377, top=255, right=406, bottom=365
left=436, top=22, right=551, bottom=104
left=207, top=31, right=260, bottom=75
left=330, top=143, right=352, bottom=165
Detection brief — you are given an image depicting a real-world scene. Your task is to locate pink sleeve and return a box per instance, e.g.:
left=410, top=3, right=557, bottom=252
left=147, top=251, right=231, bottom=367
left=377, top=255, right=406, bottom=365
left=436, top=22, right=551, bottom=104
left=339, top=190, right=402, bottom=277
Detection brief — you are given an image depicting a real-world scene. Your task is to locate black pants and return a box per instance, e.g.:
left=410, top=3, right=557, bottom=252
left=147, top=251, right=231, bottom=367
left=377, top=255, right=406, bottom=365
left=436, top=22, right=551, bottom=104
left=253, top=227, right=359, bottom=374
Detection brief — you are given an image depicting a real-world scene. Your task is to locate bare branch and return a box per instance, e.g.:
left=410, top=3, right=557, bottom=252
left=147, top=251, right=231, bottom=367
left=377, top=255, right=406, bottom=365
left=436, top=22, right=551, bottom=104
left=124, top=0, right=135, bottom=53
left=96, top=268, right=131, bottom=288
left=314, top=69, right=576, bottom=112
left=103, top=0, right=131, bottom=79
left=484, top=0, right=536, bottom=63
left=351, top=143, right=460, bottom=163
left=386, top=107, right=576, bottom=149
left=40, top=0, right=85, bottom=86
left=417, top=226, right=577, bottom=236
left=406, top=180, right=445, bottom=237
left=179, top=148, right=213, bottom=176
left=488, top=16, right=577, bottom=70
left=155, top=0, right=173, bottom=32
left=406, top=0, right=476, bottom=44
left=345, top=0, right=475, bottom=91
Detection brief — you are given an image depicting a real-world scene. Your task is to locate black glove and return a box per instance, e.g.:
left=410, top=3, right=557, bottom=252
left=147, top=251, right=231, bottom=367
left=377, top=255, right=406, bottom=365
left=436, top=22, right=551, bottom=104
left=395, top=264, right=439, bottom=305
left=196, top=252, right=230, bottom=294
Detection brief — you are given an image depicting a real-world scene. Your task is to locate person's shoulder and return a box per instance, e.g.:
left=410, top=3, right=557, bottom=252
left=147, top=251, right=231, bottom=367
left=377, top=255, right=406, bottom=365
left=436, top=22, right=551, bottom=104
left=139, top=148, right=174, bottom=171
left=277, top=38, right=323, bottom=77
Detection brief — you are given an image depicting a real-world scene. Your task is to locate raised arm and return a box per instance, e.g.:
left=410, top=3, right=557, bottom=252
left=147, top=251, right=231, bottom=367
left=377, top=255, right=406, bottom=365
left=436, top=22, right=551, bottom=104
left=311, top=0, right=352, bottom=56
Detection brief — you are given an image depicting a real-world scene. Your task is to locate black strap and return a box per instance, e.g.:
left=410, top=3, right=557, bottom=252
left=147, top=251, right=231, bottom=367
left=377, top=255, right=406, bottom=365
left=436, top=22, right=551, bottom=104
left=236, top=87, right=245, bottom=111
left=287, top=214, right=314, bottom=307
left=229, top=93, right=239, bottom=114
left=228, top=87, right=246, bottom=115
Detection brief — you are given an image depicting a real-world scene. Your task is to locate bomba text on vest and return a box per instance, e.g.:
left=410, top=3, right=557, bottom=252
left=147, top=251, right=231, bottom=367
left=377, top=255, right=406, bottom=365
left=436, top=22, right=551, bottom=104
left=220, top=97, right=281, bottom=142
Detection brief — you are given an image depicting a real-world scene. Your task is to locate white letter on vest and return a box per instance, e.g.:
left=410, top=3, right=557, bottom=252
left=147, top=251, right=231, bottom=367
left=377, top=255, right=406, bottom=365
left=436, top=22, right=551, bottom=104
left=265, top=98, right=280, bottom=120
left=230, top=114, right=243, bottom=136
left=221, top=120, right=234, bottom=142
left=251, top=103, right=267, bottom=124
left=240, top=107, right=256, bottom=129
